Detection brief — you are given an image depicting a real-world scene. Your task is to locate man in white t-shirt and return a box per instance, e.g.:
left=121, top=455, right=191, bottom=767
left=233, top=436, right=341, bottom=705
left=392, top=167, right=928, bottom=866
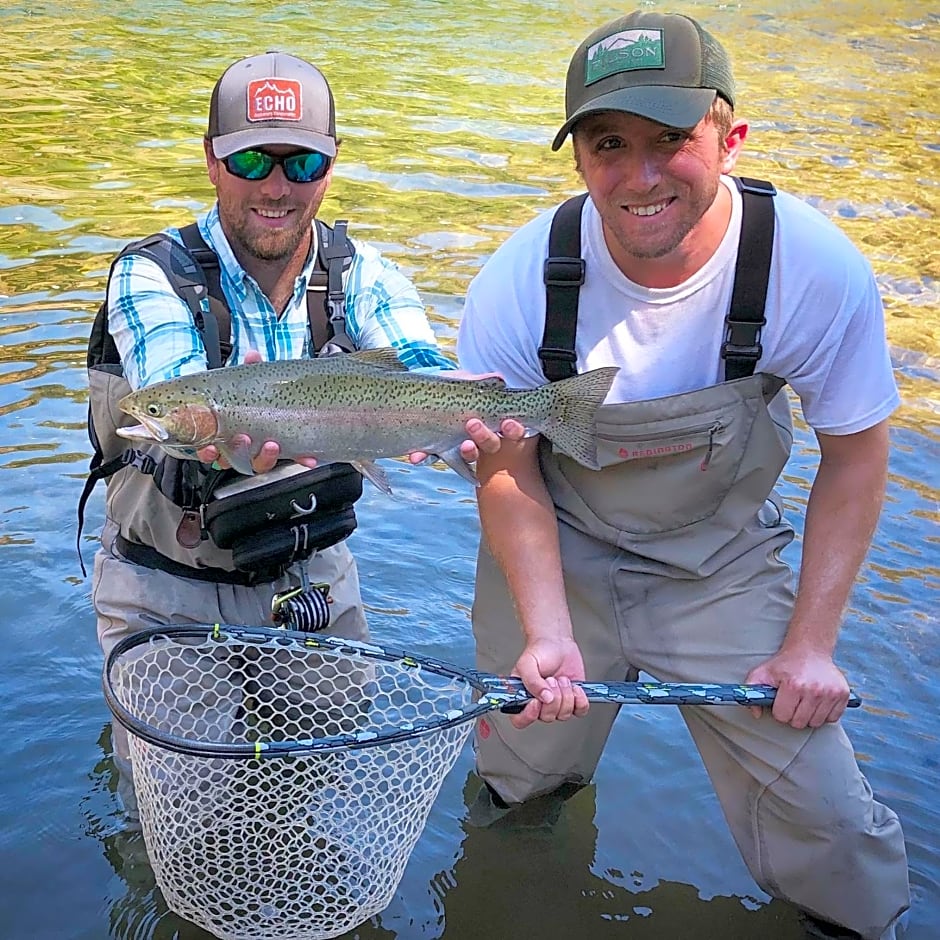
left=457, top=11, right=909, bottom=940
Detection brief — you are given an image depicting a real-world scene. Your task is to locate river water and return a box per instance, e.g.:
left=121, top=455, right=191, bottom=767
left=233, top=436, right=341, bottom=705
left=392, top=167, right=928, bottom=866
left=0, top=1, right=936, bottom=938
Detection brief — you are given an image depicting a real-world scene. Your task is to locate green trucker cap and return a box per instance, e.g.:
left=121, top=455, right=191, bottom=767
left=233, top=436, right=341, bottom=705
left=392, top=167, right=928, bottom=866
left=552, top=11, right=735, bottom=150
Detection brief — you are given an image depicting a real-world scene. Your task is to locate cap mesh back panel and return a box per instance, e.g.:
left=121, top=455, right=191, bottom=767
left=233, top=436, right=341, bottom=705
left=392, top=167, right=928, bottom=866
left=692, top=20, right=736, bottom=106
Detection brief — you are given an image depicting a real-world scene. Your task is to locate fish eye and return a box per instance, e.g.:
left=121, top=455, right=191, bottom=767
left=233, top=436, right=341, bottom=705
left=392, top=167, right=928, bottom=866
left=145, top=404, right=161, bottom=416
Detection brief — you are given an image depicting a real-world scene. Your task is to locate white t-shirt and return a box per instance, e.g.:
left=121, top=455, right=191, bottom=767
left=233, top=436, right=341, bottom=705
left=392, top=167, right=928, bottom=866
left=457, top=176, right=898, bottom=435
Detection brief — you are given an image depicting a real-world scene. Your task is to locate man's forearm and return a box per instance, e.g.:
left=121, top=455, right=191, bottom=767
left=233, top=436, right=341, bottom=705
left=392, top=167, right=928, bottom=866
left=477, top=457, right=573, bottom=644
left=784, top=423, right=890, bottom=655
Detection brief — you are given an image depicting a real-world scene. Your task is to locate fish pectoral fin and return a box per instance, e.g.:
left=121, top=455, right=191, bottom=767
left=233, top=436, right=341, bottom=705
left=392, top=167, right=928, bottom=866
left=434, top=445, right=480, bottom=488
left=219, top=439, right=256, bottom=476
left=349, top=347, right=408, bottom=372
left=352, top=459, right=393, bottom=495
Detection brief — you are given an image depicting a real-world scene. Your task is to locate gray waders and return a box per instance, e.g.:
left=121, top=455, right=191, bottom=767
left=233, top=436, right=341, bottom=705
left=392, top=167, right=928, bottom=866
left=471, top=374, right=909, bottom=938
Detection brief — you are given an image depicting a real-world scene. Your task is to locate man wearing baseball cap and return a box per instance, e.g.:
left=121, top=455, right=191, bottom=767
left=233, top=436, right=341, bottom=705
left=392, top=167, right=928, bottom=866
left=88, top=51, right=516, bottom=838
left=458, top=12, right=910, bottom=939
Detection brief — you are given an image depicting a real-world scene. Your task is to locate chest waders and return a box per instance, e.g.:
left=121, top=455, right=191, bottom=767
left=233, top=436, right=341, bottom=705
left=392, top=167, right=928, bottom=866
left=470, top=180, right=909, bottom=937
left=81, top=220, right=362, bottom=631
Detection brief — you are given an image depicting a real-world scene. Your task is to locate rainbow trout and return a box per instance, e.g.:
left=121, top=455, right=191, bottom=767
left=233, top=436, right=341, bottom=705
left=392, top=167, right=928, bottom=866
left=117, top=348, right=618, bottom=493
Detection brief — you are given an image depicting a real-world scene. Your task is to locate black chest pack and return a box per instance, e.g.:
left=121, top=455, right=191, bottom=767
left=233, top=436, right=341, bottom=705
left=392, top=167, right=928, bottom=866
left=538, top=176, right=776, bottom=383
left=79, top=220, right=366, bottom=585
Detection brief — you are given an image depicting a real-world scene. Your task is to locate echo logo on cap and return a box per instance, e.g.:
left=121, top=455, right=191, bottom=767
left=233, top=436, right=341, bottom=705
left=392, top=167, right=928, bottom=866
left=247, top=78, right=303, bottom=122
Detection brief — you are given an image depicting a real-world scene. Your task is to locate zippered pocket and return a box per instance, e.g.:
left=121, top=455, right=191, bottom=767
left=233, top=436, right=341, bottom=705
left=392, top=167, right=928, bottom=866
left=546, top=405, right=755, bottom=536
left=599, top=420, right=725, bottom=471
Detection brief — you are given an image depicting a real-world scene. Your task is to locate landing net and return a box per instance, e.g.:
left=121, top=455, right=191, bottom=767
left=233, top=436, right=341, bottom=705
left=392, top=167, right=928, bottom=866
left=104, top=624, right=476, bottom=940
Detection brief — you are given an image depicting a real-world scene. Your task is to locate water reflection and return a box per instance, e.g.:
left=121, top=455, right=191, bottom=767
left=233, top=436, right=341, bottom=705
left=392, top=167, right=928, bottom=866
left=437, top=774, right=808, bottom=939
left=84, top=725, right=217, bottom=940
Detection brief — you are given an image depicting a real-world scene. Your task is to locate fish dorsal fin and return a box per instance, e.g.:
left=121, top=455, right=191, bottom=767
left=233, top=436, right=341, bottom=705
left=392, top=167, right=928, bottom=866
left=348, top=347, right=409, bottom=371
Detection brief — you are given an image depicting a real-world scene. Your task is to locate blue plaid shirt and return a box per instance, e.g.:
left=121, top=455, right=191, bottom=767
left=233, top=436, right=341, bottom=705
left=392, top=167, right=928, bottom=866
left=107, top=204, right=454, bottom=389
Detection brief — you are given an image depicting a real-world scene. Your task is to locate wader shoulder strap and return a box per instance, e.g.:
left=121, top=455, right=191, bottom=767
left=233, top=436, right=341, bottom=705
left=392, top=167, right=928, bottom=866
left=88, top=231, right=211, bottom=370
left=308, top=219, right=356, bottom=354
left=539, top=193, right=588, bottom=382
left=177, top=223, right=231, bottom=369
left=722, top=177, right=777, bottom=381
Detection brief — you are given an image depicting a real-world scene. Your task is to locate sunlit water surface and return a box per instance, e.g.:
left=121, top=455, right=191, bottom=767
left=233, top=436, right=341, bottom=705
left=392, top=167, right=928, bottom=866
left=0, top=2, right=936, bottom=938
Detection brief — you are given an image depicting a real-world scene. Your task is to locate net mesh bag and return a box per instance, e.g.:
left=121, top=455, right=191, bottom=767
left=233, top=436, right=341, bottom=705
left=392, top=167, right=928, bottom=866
left=106, top=626, right=476, bottom=940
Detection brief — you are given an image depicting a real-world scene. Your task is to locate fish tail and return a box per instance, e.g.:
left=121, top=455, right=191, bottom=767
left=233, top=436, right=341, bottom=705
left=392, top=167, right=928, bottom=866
left=541, top=366, right=619, bottom=469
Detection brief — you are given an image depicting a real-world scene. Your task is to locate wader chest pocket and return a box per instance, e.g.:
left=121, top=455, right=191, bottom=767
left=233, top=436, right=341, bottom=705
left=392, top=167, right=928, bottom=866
left=608, top=419, right=725, bottom=471
left=548, top=406, right=754, bottom=537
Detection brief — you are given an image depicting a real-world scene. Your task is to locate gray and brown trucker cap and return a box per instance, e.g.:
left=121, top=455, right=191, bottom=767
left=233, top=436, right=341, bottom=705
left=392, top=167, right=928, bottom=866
left=552, top=11, right=735, bottom=150
left=208, top=51, right=337, bottom=159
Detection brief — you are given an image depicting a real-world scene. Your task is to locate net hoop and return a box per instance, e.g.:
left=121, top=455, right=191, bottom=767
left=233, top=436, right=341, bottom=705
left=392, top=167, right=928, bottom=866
left=103, top=623, right=497, bottom=760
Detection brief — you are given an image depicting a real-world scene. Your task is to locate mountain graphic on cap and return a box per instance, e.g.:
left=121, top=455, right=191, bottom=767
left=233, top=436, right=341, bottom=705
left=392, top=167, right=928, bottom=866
left=552, top=11, right=735, bottom=150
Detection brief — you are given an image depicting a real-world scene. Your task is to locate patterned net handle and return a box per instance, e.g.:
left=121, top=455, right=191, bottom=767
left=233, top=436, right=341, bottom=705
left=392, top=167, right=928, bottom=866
left=486, top=675, right=862, bottom=712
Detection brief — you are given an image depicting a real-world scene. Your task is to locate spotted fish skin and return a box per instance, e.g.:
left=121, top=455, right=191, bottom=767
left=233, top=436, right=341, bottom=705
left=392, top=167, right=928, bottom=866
left=117, top=348, right=619, bottom=489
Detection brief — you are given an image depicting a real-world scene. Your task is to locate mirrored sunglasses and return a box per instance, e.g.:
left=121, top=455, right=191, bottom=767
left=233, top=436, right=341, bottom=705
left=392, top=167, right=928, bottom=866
left=223, top=149, right=331, bottom=184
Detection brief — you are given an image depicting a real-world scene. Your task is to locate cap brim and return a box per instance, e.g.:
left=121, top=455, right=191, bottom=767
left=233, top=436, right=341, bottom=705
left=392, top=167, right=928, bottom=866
left=551, top=86, right=717, bottom=151
left=211, top=127, right=337, bottom=159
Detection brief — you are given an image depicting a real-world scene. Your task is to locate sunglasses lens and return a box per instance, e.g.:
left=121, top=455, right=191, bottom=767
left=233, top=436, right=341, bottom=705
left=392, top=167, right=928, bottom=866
left=283, top=151, right=330, bottom=183
left=225, top=150, right=274, bottom=180
left=224, top=149, right=330, bottom=183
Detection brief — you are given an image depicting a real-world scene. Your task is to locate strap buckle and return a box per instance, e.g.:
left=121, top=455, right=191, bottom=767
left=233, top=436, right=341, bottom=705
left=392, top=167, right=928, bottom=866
left=538, top=346, right=578, bottom=364
left=721, top=314, right=766, bottom=362
left=720, top=341, right=763, bottom=361
left=543, top=257, right=585, bottom=287
left=734, top=177, right=777, bottom=197
left=122, top=450, right=157, bottom=476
